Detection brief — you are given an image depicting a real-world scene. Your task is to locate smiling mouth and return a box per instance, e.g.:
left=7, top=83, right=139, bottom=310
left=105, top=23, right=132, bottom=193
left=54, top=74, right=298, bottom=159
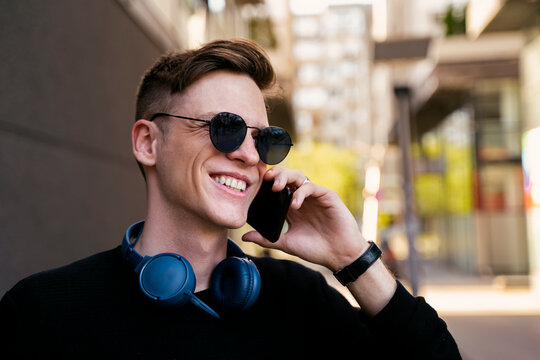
left=213, top=175, right=247, bottom=192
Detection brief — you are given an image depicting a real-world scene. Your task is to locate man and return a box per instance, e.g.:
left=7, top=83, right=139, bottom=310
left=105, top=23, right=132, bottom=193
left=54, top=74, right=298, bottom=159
left=1, top=39, right=461, bottom=359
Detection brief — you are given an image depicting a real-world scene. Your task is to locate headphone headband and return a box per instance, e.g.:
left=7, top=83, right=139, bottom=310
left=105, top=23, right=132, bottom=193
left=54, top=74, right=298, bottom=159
left=121, top=221, right=145, bottom=271
left=121, top=221, right=260, bottom=318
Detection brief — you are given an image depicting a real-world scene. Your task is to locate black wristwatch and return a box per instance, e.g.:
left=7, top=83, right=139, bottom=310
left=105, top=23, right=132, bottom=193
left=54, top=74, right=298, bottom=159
left=333, top=241, right=382, bottom=286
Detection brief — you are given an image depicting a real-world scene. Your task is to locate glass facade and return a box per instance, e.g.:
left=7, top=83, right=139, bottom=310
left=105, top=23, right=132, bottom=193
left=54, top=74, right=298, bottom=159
left=412, top=78, right=528, bottom=275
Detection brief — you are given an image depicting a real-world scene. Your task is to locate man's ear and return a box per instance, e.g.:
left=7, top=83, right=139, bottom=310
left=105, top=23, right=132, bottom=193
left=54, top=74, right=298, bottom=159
left=132, top=119, right=158, bottom=167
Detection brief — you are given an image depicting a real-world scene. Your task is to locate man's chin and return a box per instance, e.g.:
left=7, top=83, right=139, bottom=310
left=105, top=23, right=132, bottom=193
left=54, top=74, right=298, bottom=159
left=226, top=217, right=248, bottom=230
left=211, top=212, right=247, bottom=230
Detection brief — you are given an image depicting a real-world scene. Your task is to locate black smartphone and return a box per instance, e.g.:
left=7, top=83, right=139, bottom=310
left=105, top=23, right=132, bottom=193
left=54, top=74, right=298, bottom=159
left=247, top=180, right=292, bottom=242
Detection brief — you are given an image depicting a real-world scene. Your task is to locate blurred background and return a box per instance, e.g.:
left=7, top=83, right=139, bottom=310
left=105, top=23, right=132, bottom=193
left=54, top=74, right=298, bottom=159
left=1, top=0, right=540, bottom=358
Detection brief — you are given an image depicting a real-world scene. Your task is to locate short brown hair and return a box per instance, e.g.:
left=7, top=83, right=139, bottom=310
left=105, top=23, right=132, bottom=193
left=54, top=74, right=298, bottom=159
left=134, top=38, right=277, bottom=179
left=135, top=38, right=277, bottom=121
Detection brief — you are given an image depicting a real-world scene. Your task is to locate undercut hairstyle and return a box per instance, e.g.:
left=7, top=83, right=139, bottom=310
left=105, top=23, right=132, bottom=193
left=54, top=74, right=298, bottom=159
left=136, top=38, right=277, bottom=121
left=134, top=38, right=277, bottom=179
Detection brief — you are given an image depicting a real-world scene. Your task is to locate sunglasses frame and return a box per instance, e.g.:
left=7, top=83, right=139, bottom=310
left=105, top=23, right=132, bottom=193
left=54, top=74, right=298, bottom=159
left=149, top=112, right=292, bottom=165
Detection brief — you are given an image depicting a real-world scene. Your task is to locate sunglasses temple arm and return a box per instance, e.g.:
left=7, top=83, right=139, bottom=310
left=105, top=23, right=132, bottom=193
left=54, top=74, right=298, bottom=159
left=149, top=113, right=211, bottom=125
left=170, top=115, right=210, bottom=125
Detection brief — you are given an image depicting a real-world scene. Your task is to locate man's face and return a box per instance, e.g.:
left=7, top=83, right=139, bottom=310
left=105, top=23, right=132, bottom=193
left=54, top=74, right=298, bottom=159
left=153, top=70, right=268, bottom=229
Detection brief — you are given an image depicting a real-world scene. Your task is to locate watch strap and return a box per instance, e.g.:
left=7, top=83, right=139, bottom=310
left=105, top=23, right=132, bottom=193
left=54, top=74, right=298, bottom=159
left=333, top=241, right=382, bottom=286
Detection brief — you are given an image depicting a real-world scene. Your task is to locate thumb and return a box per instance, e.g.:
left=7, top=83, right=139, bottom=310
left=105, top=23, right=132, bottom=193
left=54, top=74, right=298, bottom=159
left=242, top=230, right=280, bottom=250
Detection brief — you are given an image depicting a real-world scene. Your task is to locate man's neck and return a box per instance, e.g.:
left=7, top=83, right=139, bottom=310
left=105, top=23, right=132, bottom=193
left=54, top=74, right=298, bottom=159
left=134, top=206, right=229, bottom=292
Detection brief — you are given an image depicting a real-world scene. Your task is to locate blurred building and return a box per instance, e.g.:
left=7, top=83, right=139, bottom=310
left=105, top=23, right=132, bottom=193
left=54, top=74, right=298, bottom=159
left=290, top=2, right=372, bottom=152
left=375, top=0, right=540, bottom=285
left=466, top=0, right=540, bottom=285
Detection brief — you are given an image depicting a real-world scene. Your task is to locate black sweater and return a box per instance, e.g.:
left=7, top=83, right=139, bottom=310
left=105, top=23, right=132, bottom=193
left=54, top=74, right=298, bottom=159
left=0, top=246, right=461, bottom=359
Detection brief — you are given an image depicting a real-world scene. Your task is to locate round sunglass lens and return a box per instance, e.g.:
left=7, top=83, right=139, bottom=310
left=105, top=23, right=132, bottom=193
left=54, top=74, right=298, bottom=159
left=257, top=127, right=292, bottom=165
left=210, top=113, right=247, bottom=153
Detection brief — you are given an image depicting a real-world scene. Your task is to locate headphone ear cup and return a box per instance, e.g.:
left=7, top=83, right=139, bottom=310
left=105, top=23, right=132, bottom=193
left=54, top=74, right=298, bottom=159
left=210, top=257, right=261, bottom=311
left=138, top=253, right=196, bottom=307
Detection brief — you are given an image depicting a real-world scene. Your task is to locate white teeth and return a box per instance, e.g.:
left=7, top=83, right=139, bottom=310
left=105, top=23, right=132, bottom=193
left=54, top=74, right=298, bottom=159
left=213, top=176, right=246, bottom=192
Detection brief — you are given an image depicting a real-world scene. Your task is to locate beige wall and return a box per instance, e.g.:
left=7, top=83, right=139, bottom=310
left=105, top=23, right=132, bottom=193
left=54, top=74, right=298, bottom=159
left=0, top=0, right=162, bottom=294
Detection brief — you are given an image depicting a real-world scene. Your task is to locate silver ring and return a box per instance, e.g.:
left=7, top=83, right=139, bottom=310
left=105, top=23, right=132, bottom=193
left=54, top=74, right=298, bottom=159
left=302, top=176, right=310, bottom=186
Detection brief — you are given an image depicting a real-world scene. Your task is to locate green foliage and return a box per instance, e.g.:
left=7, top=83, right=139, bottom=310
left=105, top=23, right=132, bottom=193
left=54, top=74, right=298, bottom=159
left=415, top=173, right=445, bottom=215
left=441, top=4, right=467, bottom=36
left=282, top=142, right=363, bottom=216
left=443, top=142, right=473, bottom=214
left=249, top=17, right=277, bottom=49
left=414, top=130, right=474, bottom=215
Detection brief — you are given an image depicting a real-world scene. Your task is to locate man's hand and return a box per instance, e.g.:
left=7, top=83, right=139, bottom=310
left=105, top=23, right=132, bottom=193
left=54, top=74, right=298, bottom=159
left=242, top=166, right=397, bottom=315
left=242, top=166, right=368, bottom=271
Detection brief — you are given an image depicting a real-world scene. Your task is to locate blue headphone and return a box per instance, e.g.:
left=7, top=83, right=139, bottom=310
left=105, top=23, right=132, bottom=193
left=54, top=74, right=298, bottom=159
left=121, top=221, right=261, bottom=319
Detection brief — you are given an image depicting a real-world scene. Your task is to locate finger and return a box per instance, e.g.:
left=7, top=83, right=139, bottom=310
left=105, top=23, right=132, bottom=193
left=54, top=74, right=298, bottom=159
left=242, top=230, right=281, bottom=250
left=263, top=166, right=281, bottom=180
left=262, top=167, right=288, bottom=191
left=288, top=173, right=309, bottom=189
left=290, top=182, right=329, bottom=209
left=268, top=168, right=307, bottom=191
left=290, top=184, right=309, bottom=209
left=263, top=166, right=285, bottom=190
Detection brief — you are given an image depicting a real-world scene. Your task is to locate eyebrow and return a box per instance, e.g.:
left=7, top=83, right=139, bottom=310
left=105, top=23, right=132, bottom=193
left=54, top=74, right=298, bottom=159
left=204, top=111, right=268, bottom=130
left=240, top=115, right=268, bottom=130
left=198, top=112, right=218, bottom=119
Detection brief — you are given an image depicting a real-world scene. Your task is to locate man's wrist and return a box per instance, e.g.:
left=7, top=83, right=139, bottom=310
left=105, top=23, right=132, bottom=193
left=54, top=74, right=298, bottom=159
left=333, top=241, right=383, bottom=286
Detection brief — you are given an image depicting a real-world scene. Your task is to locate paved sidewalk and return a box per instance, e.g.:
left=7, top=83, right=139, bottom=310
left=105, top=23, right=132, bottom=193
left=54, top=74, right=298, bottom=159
left=404, top=261, right=540, bottom=360
left=420, top=283, right=540, bottom=316
left=444, top=314, right=540, bottom=360
left=317, top=258, right=540, bottom=359
left=416, top=260, right=540, bottom=316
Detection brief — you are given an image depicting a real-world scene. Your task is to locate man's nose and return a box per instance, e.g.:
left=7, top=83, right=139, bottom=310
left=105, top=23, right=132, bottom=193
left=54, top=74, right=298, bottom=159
left=227, top=132, right=260, bottom=165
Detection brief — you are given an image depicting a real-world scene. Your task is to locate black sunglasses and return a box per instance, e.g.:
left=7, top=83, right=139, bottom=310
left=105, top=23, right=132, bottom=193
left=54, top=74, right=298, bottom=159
left=149, top=112, right=293, bottom=165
